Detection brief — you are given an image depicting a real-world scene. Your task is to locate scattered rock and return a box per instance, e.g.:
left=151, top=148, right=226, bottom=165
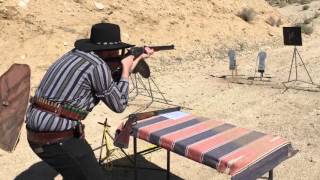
left=94, top=2, right=104, bottom=10
left=268, top=32, right=274, bottom=37
left=18, top=0, right=29, bottom=9
left=0, top=6, right=20, bottom=20
left=309, top=157, right=315, bottom=163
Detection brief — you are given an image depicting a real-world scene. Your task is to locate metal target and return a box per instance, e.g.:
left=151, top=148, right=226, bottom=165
left=258, top=51, right=267, bottom=73
left=228, top=49, right=236, bottom=70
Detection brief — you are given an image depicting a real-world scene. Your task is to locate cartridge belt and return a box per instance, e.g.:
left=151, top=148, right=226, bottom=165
left=30, top=97, right=89, bottom=121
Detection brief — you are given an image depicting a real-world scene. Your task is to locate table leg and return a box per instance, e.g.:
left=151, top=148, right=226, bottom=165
left=134, top=137, right=137, bottom=180
left=268, top=169, right=273, bottom=180
left=167, top=150, right=170, bottom=180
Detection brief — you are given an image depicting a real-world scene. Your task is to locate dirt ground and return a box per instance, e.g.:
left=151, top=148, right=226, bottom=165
left=0, top=0, right=320, bottom=180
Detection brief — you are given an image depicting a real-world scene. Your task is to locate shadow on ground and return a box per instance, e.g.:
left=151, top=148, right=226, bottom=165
left=14, top=154, right=183, bottom=180
left=14, top=161, right=59, bottom=180
left=101, top=154, right=183, bottom=180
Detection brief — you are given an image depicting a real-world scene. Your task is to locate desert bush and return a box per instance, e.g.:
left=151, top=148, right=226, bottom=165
left=302, top=5, right=310, bottom=10
left=237, top=8, right=256, bottom=23
left=296, top=23, right=314, bottom=35
left=279, top=1, right=287, bottom=7
left=276, top=18, right=282, bottom=27
left=300, top=0, right=311, bottom=5
left=304, top=18, right=313, bottom=24
left=314, top=11, right=320, bottom=19
left=287, top=0, right=299, bottom=4
left=266, top=16, right=282, bottom=27
left=302, top=25, right=313, bottom=35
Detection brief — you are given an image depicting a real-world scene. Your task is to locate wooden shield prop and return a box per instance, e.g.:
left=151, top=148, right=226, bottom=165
left=0, top=64, right=31, bottom=152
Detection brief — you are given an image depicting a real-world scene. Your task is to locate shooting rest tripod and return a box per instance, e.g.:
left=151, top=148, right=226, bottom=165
left=92, top=118, right=133, bottom=169
left=285, top=46, right=314, bottom=85
left=129, top=73, right=177, bottom=109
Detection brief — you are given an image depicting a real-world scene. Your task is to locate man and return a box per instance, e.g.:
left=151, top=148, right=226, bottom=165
left=25, top=22, right=154, bottom=180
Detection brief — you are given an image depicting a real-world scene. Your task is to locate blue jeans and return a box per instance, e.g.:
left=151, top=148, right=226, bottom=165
left=28, top=137, right=105, bottom=180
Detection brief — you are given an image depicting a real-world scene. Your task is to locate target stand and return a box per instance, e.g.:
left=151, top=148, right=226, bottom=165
left=248, top=50, right=272, bottom=82
left=281, top=27, right=319, bottom=90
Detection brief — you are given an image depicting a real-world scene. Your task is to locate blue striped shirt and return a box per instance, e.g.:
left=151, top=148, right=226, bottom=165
left=26, top=49, right=129, bottom=131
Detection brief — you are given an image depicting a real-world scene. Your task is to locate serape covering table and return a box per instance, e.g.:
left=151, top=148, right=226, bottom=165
left=132, top=110, right=295, bottom=180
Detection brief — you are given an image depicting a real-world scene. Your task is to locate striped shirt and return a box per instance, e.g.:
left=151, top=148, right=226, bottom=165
left=25, top=49, right=129, bottom=131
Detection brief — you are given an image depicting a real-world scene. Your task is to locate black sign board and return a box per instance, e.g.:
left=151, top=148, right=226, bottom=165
left=283, top=27, right=302, bottom=46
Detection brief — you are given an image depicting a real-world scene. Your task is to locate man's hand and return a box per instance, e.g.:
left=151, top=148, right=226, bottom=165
left=140, top=47, right=154, bottom=59
left=120, top=47, right=154, bottom=80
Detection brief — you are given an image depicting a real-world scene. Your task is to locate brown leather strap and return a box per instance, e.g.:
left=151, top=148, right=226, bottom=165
left=27, top=129, right=80, bottom=145
left=31, top=98, right=87, bottom=121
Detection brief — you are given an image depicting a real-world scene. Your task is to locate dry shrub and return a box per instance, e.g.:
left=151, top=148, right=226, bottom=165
left=302, top=5, right=310, bottom=10
left=302, top=25, right=313, bottom=35
left=304, top=18, right=313, bottom=24
left=237, top=8, right=256, bottom=23
left=300, top=0, right=311, bottom=5
left=279, top=1, right=287, bottom=7
left=266, top=16, right=282, bottom=27
left=296, top=23, right=314, bottom=35
left=314, top=11, right=320, bottom=19
left=287, top=0, right=299, bottom=4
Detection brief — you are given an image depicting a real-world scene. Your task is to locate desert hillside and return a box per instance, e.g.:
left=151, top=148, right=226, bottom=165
left=0, top=0, right=282, bottom=76
left=1, top=0, right=320, bottom=180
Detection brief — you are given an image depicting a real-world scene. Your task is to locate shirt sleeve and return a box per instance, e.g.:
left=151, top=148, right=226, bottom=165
left=91, top=62, right=129, bottom=113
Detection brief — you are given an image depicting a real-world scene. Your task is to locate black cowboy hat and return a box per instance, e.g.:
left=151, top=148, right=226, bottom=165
left=74, top=23, right=134, bottom=52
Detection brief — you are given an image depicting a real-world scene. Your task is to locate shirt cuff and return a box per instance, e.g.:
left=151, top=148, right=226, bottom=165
left=119, top=77, right=129, bottom=83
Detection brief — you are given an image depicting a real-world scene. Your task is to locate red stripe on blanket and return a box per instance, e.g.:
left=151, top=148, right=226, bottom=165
left=217, top=135, right=288, bottom=175
left=159, top=120, right=224, bottom=150
left=186, top=127, right=251, bottom=162
left=137, top=115, right=194, bottom=141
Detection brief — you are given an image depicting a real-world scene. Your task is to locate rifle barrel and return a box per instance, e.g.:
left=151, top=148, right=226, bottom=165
left=148, top=45, right=175, bottom=51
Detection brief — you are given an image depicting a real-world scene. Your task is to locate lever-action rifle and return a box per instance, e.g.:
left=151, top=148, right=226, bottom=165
left=106, top=45, right=175, bottom=81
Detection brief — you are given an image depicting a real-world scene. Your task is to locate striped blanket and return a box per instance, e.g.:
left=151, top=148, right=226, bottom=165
left=132, top=111, right=295, bottom=180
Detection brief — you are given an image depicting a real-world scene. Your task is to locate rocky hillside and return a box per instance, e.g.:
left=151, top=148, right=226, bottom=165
left=0, top=0, right=282, bottom=75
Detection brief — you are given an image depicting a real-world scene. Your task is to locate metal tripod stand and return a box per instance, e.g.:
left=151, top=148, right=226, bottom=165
left=284, top=46, right=316, bottom=85
left=129, top=73, right=176, bottom=109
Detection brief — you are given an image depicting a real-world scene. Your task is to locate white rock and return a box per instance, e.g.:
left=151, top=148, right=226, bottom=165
left=63, top=42, right=68, bottom=46
left=18, top=0, right=29, bottom=9
left=94, top=2, right=105, bottom=10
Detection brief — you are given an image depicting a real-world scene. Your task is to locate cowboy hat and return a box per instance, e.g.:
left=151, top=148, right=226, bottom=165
left=74, top=23, right=134, bottom=52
